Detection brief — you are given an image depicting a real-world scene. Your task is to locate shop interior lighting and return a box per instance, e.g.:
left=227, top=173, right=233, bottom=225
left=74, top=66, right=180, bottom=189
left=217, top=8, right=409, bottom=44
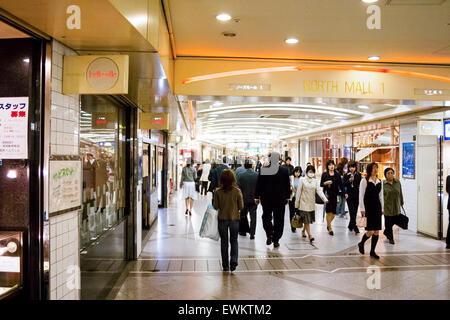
left=23, top=58, right=30, bottom=63
left=216, top=13, right=232, bottom=21
left=285, top=38, right=299, bottom=44
left=6, top=170, right=17, bottom=179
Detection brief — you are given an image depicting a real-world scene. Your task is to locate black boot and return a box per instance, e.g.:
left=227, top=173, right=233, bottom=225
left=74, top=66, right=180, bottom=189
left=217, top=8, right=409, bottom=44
left=370, top=235, right=380, bottom=259
left=358, top=233, right=370, bottom=254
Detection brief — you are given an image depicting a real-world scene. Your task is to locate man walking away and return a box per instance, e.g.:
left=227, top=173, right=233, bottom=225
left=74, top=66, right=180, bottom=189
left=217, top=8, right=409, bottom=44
left=237, top=159, right=258, bottom=239
left=254, top=154, right=291, bottom=248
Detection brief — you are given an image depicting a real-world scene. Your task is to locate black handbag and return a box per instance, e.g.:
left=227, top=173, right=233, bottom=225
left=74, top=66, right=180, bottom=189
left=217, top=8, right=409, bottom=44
left=395, top=206, right=409, bottom=230
left=315, top=193, right=324, bottom=204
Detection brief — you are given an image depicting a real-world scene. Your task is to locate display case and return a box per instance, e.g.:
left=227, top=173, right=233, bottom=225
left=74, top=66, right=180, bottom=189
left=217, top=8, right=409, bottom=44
left=0, top=231, right=23, bottom=299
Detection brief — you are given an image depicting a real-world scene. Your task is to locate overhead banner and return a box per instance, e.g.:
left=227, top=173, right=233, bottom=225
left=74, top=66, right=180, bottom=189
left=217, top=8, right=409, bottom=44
left=63, top=55, right=129, bottom=94
left=0, top=97, right=29, bottom=159
left=49, top=160, right=82, bottom=215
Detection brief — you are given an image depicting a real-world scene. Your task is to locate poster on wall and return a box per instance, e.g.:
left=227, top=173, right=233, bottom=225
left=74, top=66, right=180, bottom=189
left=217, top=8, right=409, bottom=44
left=49, top=160, right=82, bottom=215
left=402, top=142, right=415, bottom=179
left=444, top=120, right=450, bottom=141
left=0, top=97, right=29, bottom=159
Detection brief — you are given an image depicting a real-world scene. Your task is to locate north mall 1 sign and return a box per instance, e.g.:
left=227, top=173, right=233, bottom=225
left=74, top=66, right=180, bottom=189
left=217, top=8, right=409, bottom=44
left=63, top=55, right=129, bottom=94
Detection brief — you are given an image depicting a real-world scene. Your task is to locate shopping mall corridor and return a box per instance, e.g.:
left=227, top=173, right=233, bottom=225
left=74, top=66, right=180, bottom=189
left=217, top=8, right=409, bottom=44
left=106, top=192, right=450, bottom=300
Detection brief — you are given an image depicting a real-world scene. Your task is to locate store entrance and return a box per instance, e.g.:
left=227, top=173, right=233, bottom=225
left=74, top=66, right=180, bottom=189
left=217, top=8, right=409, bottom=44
left=0, top=18, right=46, bottom=300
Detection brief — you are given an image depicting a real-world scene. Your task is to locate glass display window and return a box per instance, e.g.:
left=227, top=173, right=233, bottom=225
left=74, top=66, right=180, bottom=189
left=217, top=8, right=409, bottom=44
left=79, top=95, right=127, bottom=249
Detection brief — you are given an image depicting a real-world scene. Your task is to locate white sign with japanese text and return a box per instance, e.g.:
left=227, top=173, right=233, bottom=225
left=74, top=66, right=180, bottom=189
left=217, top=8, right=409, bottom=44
left=0, top=97, right=29, bottom=159
left=49, top=160, right=82, bottom=214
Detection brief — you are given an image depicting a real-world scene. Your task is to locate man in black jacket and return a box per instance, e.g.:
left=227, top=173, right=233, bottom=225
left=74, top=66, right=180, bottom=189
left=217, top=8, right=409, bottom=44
left=344, top=160, right=362, bottom=234
left=208, top=156, right=229, bottom=199
left=254, top=153, right=291, bottom=248
left=446, top=174, right=450, bottom=249
left=237, top=160, right=258, bottom=239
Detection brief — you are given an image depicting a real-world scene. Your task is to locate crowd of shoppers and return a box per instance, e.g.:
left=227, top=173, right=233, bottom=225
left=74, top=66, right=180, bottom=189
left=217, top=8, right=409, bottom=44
left=179, top=152, right=426, bottom=270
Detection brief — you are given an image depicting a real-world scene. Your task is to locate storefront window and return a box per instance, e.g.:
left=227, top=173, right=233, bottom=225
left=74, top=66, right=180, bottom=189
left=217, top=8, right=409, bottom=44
left=79, top=95, right=127, bottom=249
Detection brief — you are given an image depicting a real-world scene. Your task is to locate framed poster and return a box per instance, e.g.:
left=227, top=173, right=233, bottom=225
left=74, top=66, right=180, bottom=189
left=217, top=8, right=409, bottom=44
left=49, top=160, right=82, bottom=215
left=444, top=120, right=450, bottom=141
left=402, top=142, right=415, bottom=179
left=0, top=97, right=29, bottom=159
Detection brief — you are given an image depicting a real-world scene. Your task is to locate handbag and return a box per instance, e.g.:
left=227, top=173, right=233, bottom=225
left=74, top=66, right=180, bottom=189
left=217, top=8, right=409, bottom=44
left=315, top=192, right=324, bottom=205
left=199, top=204, right=220, bottom=241
left=291, top=213, right=303, bottom=229
left=395, top=206, right=409, bottom=230
left=357, top=216, right=367, bottom=228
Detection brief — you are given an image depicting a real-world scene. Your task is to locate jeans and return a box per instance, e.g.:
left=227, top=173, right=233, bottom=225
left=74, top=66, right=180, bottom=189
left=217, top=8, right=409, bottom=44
left=201, top=181, right=208, bottom=195
left=336, top=195, right=346, bottom=217
left=261, top=201, right=286, bottom=243
left=240, top=202, right=257, bottom=235
left=218, top=220, right=239, bottom=269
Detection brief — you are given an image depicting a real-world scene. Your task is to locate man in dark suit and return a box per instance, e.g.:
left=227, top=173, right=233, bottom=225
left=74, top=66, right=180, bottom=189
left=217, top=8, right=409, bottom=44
left=208, top=156, right=229, bottom=200
left=254, top=153, right=291, bottom=248
left=446, top=174, right=450, bottom=249
left=237, top=160, right=259, bottom=239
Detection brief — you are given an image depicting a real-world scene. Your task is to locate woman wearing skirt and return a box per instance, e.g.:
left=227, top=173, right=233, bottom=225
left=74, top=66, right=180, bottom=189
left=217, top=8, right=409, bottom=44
left=180, top=159, right=197, bottom=215
left=358, top=162, right=384, bottom=259
left=295, top=165, right=328, bottom=243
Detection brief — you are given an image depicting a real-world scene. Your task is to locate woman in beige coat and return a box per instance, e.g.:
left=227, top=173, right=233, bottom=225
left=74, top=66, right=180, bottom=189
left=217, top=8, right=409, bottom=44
left=295, top=165, right=328, bottom=243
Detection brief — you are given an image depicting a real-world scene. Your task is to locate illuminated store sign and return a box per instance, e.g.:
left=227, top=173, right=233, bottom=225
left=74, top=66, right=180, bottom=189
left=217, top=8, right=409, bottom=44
left=140, top=113, right=169, bottom=130
left=63, top=55, right=129, bottom=94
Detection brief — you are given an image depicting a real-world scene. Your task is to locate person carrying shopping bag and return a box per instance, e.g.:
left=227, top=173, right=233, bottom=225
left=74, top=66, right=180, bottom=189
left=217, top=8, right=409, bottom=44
left=295, top=165, right=328, bottom=243
left=213, top=169, right=244, bottom=272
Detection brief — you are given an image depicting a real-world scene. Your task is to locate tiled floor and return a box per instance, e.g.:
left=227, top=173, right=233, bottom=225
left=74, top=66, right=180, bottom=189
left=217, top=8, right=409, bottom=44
left=108, top=191, right=450, bottom=300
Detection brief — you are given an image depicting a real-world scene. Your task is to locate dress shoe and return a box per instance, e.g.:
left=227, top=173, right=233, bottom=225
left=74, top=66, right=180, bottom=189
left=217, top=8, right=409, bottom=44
left=239, top=232, right=246, bottom=236
left=302, top=232, right=307, bottom=238
left=250, top=234, right=255, bottom=240
left=389, top=239, right=395, bottom=245
left=266, top=238, right=272, bottom=245
left=230, top=264, right=237, bottom=272
left=273, top=242, right=280, bottom=248
left=370, top=252, right=380, bottom=259
left=329, top=230, right=334, bottom=236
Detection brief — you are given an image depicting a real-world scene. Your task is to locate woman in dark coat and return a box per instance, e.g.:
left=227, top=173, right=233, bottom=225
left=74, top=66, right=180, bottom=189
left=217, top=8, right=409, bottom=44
left=358, top=162, right=384, bottom=259
left=320, top=160, right=343, bottom=236
left=344, top=160, right=362, bottom=234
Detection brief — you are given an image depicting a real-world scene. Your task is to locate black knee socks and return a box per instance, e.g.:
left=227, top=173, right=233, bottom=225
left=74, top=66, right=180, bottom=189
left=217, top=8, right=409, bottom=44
left=360, top=233, right=370, bottom=245
left=370, top=235, right=379, bottom=254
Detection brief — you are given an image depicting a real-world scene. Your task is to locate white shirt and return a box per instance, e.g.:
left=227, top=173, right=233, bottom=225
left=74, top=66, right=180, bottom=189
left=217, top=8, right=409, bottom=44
left=200, top=163, right=211, bottom=181
left=359, top=177, right=384, bottom=212
left=295, top=176, right=328, bottom=212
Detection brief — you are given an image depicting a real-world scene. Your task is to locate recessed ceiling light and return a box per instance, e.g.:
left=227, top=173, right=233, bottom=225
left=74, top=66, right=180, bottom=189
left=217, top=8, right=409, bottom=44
left=285, top=38, right=299, bottom=44
left=361, top=0, right=378, bottom=3
left=368, top=56, right=380, bottom=61
left=358, top=105, right=370, bottom=109
left=216, top=13, right=232, bottom=21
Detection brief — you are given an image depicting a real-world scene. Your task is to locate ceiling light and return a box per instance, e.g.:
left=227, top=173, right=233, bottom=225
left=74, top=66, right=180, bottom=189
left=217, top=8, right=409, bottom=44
left=362, top=0, right=378, bottom=3
left=212, top=102, right=224, bottom=107
left=23, top=58, right=30, bottom=63
left=6, top=170, right=17, bottom=179
left=358, top=105, right=370, bottom=109
left=216, top=13, right=232, bottom=21
left=368, top=56, right=380, bottom=61
left=285, top=38, right=299, bottom=44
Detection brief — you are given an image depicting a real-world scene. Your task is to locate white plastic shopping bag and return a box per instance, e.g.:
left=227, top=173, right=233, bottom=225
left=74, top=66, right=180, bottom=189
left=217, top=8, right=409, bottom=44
left=199, top=204, right=219, bottom=241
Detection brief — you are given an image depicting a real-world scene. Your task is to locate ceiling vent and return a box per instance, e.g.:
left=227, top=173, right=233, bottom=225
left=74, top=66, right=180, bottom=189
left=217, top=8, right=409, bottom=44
left=386, top=0, right=446, bottom=5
